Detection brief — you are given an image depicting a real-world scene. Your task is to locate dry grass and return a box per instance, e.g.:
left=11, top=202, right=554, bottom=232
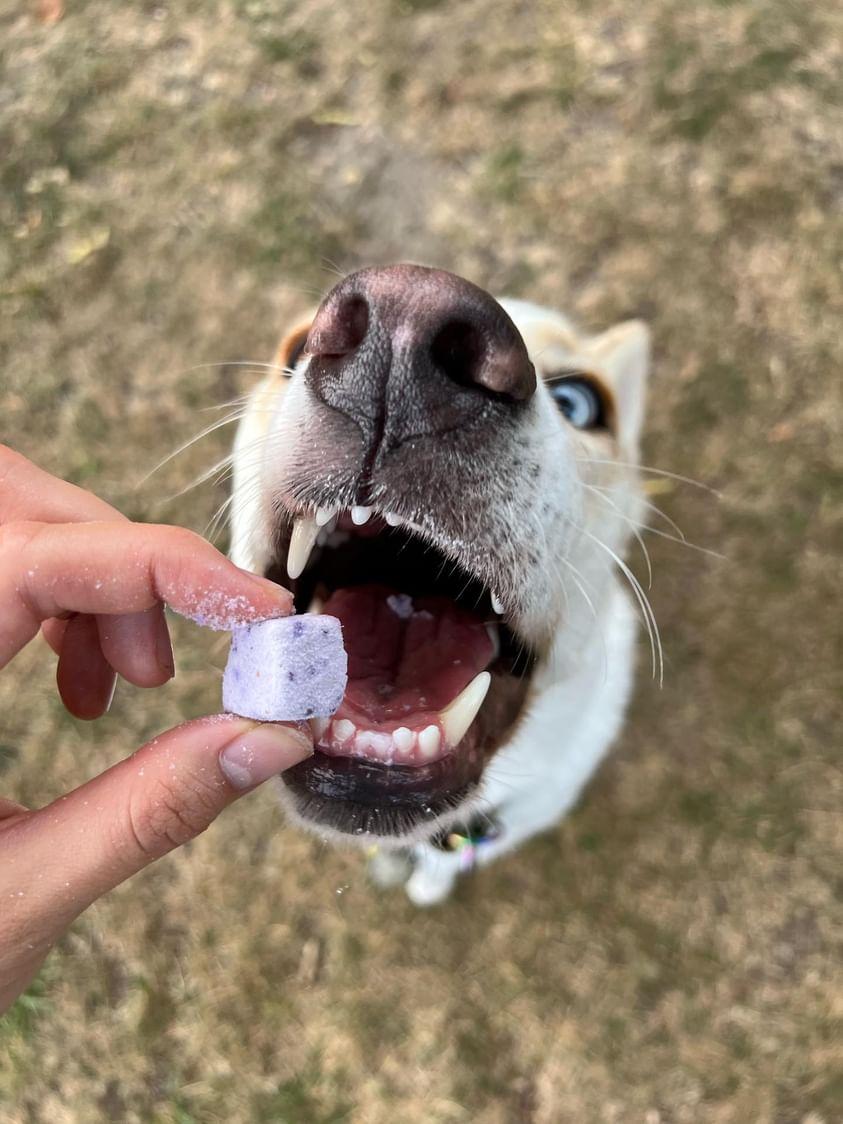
left=1, top=0, right=841, bottom=1120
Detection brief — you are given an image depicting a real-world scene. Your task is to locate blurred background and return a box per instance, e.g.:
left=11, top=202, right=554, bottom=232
left=1, top=1, right=841, bottom=1121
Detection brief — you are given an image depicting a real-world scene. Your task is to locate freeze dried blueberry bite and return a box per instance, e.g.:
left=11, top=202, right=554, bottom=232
left=223, top=615, right=347, bottom=722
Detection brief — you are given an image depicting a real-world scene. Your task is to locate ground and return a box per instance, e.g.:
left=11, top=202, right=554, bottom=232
left=0, top=1, right=841, bottom=1121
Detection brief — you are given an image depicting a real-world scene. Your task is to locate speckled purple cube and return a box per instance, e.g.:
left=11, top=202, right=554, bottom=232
left=223, top=615, right=347, bottom=722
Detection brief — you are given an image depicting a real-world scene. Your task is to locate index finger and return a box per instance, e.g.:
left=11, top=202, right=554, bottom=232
left=0, top=520, right=291, bottom=670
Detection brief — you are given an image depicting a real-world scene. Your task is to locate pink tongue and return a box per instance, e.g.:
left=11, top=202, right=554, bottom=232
left=323, top=584, right=494, bottom=725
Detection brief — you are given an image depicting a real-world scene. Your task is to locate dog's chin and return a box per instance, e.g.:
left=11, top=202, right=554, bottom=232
left=279, top=744, right=483, bottom=844
left=265, top=509, right=535, bottom=845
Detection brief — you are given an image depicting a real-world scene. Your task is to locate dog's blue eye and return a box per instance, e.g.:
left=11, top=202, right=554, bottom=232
left=548, top=377, right=605, bottom=429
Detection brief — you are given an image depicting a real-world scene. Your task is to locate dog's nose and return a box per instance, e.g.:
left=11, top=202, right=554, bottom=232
left=304, top=264, right=536, bottom=456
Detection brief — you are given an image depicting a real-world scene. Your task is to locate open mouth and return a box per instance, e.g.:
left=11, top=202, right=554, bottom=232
left=265, top=506, right=535, bottom=839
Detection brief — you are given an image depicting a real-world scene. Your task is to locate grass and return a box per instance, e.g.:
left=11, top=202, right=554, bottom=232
left=1, top=0, right=841, bottom=1120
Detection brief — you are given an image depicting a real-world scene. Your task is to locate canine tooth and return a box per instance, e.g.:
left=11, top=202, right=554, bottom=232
left=315, top=505, right=337, bottom=527
left=333, top=719, right=355, bottom=743
left=287, top=516, right=320, bottom=580
left=350, top=505, right=373, bottom=525
left=385, top=511, right=404, bottom=527
left=310, top=717, right=329, bottom=741
left=490, top=592, right=505, bottom=615
left=418, top=725, right=441, bottom=759
left=392, top=726, right=414, bottom=752
left=439, top=671, right=491, bottom=748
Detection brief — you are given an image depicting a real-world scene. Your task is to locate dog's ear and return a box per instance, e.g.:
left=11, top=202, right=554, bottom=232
left=588, top=320, right=650, bottom=455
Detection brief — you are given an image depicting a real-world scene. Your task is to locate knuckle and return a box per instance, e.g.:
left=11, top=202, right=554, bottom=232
left=0, top=521, right=42, bottom=575
left=126, top=772, right=225, bottom=860
left=0, top=521, right=41, bottom=558
left=153, top=524, right=208, bottom=555
left=147, top=525, right=219, bottom=588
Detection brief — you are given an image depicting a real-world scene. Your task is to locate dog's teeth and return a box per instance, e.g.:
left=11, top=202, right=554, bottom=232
left=392, top=726, right=414, bottom=752
left=287, top=515, right=319, bottom=580
left=310, top=717, right=330, bottom=741
left=490, top=592, right=505, bottom=615
left=385, top=511, right=404, bottom=527
left=315, top=505, right=338, bottom=527
left=332, top=718, right=355, bottom=743
left=439, top=671, right=491, bottom=748
left=350, top=505, right=373, bottom=526
left=418, top=725, right=441, bottom=759
left=485, top=622, right=500, bottom=661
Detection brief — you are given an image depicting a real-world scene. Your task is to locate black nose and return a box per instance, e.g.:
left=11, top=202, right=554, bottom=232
left=303, top=264, right=535, bottom=458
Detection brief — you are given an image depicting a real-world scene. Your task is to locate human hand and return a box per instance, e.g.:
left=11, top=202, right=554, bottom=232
left=0, top=446, right=312, bottom=1012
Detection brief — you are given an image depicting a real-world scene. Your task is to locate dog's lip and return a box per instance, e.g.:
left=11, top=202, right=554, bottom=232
left=280, top=739, right=485, bottom=837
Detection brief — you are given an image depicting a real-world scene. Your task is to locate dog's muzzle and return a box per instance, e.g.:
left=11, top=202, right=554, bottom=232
left=269, top=266, right=539, bottom=841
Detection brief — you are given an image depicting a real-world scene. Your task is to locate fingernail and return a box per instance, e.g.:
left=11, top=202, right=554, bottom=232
left=219, top=723, right=313, bottom=790
left=155, top=624, right=176, bottom=680
left=238, top=569, right=294, bottom=612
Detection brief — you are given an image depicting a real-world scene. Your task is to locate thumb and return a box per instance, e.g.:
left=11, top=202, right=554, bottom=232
left=9, top=716, right=312, bottom=931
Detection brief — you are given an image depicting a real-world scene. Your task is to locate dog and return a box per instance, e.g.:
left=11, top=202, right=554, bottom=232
left=228, top=264, right=650, bottom=905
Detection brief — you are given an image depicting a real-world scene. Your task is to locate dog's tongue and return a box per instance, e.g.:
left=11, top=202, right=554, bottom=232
left=322, top=584, right=494, bottom=724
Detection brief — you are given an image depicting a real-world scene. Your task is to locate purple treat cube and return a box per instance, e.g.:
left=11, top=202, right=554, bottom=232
left=223, top=615, right=347, bottom=722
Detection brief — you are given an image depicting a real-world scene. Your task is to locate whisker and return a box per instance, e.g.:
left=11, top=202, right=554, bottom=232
left=137, top=410, right=248, bottom=487
left=161, top=453, right=235, bottom=505
left=582, top=484, right=653, bottom=589
left=578, top=526, right=663, bottom=685
left=319, top=257, right=346, bottom=281
left=584, top=484, right=725, bottom=560
left=179, top=359, right=294, bottom=378
left=576, top=457, right=720, bottom=496
left=556, top=555, right=609, bottom=683
left=587, top=483, right=688, bottom=542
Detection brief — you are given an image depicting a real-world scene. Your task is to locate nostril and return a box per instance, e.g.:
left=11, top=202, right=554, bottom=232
left=308, top=294, right=370, bottom=358
left=429, top=320, right=487, bottom=390
left=335, top=295, right=369, bottom=353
